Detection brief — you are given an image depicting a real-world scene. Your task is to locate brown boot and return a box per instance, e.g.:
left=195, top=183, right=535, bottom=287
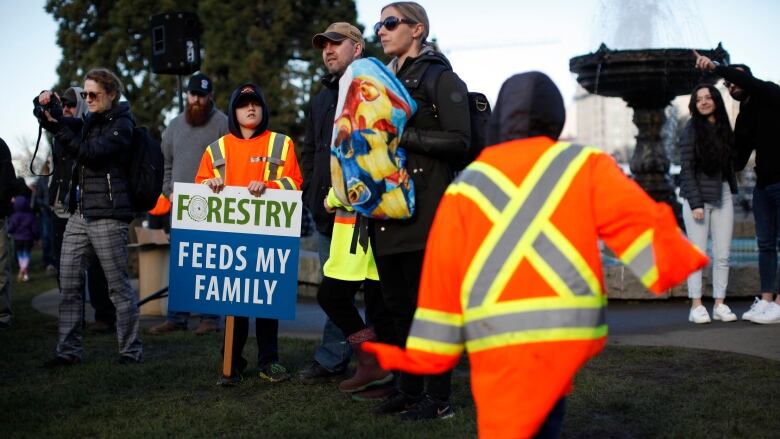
left=339, top=327, right=393, bottom=393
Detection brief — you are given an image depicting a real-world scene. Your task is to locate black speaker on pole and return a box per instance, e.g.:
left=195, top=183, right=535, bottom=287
left=150, top=12, right=202, bottom=75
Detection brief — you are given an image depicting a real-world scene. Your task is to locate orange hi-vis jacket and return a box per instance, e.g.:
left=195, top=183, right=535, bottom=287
left=195, top=131, right=302, bottom=190
left=365, top=137, right=708, bottom=438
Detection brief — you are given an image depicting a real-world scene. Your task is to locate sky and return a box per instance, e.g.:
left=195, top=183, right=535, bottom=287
left=1, top=0, right=779, bottom=158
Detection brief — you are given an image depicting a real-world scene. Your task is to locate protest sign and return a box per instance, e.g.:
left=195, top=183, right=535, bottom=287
left=168, top=183, right=301, bottom=320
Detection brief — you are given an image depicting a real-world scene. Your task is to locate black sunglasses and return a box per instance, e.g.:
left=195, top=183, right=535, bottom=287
left=62, top=102, right=76, bottom=108
left=79, top=91, right=103, bottom=100
left=373, top=16, right=417, bottom=36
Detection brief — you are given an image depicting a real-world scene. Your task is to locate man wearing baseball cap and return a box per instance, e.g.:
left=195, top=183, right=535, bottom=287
left=299, top=22, right=377, bottom=391
left=149, top=72, right=228, bottom=336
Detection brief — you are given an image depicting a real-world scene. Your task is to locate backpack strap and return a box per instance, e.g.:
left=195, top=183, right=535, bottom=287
left=421, top=63, right=450, bottom=119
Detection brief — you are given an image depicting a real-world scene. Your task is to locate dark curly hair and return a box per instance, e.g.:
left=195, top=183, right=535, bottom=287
left=687, top=84, right=733, bottom=176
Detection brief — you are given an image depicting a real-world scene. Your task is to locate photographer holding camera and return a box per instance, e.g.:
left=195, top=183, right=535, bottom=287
left=35, top=68, right=142, bottom=367
left=46, top=87, right=115, bottom=334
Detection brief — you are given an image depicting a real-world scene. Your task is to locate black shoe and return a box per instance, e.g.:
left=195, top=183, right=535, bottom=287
left=298, top=361, right=346, bottom=384
left=118, top=355, right=143, bottom=365
left=399, top=394, right=455, bottom=421
left=217, top=373, right=243, bottom=387
left=373, top=391, right=421, bottom=415
left=43, top=356, right=81, bottom=368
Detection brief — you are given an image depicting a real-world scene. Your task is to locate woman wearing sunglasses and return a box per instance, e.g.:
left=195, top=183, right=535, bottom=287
left=679, top=84, right=738, bottom=324
left=35, top=68, right=143, bottom=367
left=371, top=1, right=470, bottom=420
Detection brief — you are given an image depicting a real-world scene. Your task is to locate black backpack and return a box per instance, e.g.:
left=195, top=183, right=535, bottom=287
left=423, top=63, right=492, bottom=170
left=127, top=126, right=164, bottom=212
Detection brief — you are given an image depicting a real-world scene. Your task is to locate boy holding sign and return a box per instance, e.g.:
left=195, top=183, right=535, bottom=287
left=196, top=83, right=302, bottom=385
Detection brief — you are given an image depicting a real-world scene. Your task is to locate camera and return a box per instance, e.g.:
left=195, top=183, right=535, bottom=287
left=33, top=94, right=63, bottom=122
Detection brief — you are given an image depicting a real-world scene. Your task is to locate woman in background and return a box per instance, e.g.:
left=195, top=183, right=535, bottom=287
left=679, top=84, right=738, bottom=324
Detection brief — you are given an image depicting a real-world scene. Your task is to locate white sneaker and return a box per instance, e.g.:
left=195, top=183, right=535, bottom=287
left=688, top=305, right=711, bottom=324
left=742, top=298, right=771, bottom=321
left=751, top=302, right=780, bottom=325
left=712, top=304, right=737, bottom=322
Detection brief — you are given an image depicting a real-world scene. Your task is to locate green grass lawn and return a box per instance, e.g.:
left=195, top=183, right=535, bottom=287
left=1, top=261, right=778, bottom=438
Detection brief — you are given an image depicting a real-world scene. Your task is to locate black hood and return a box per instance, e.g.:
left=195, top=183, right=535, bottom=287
left=227, top=82, right=269, bottom=139
left=486, top=72, right=565, bottom=145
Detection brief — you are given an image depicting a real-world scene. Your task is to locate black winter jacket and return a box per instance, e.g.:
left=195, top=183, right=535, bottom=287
left=717, top=65, right=780, bottom=188
left=52, top=102, right=135, bottom=221
left=0, top=137, right=18, bottom=218
left=301, top=74, right=338, bottom=236
left=48, top=137, right=77, bottom=216
left=678, top=122, right=737, bottom=210
left=372, top=49, right=471, bottom=257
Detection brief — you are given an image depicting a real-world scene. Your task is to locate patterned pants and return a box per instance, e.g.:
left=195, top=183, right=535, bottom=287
left=57, top=215, right=142, bottom=360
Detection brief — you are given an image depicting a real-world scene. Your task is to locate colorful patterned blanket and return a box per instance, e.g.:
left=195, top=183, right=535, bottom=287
left=330, top=57, right=417, bottom=219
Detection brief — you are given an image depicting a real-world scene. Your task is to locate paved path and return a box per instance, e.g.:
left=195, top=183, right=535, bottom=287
left=32, top=289, right=780, bottom=362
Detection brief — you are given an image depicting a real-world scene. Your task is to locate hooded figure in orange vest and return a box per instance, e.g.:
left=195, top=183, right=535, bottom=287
left=196, top=83, right=302, bottom=385
left=364, top=72, right=708, bottom=438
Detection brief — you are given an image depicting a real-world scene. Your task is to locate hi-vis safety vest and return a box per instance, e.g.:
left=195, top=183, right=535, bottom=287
left=323, top=209, right=380, bottom=281
left=365, top=137, right=707, bottom=438
left=322, top=187, right=379, bottom=281
left=196, top=131, right=301, bottom=190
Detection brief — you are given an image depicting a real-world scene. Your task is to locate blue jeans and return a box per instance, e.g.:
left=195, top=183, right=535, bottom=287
left=313, top=232, right=351, bottom=371
left=753, top=182, right=780, bottom=294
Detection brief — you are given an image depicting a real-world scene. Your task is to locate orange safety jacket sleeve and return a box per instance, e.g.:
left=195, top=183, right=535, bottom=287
left=195, top=149, right=216, bottom=184
left=364, top=191, right=465, bottom=374
left=148, top=193, right=171, bottom=216
left=589, top=153, right=708, bottom=292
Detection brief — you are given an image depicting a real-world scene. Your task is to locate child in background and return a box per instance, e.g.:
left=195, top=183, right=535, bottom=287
left=8, top=193, right=38, bottom=282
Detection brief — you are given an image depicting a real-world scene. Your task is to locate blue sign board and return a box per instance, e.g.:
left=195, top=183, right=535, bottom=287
left=168, top=183, right=301, bottom=320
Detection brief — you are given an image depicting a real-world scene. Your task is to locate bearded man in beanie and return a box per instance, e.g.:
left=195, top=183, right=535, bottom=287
left=149, top=73, right=229, bottom=336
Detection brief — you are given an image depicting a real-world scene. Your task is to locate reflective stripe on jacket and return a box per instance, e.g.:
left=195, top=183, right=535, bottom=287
left=366, top=136, right=708, bottom=438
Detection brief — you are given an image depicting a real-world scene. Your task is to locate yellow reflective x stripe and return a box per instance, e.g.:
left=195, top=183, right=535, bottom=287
left=447, top=161, right=516, bottom=220
left=465, top=325, right=608, bottom=353
left=619, top=229, right=658, bottom=287
left=543, top=224, right=603, bottom=295
left=446, top=183, right=500, bottom=220
left=472, top=144, right=600, bottom=309
left=462, top=142, right=573, bottom=309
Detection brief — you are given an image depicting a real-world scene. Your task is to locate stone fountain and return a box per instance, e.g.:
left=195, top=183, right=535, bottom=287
left=570, top=43, right=729, bottom=217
